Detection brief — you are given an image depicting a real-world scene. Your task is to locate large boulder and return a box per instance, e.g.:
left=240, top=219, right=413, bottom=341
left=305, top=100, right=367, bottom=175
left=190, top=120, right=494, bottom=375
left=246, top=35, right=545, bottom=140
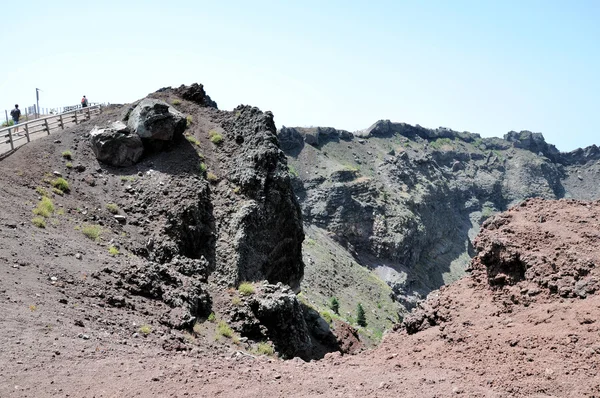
left=90, top=121, right=144, bottom=167
left=127, top=99, right=186, bottom=141
left=175, top=83, right=218, bottom=108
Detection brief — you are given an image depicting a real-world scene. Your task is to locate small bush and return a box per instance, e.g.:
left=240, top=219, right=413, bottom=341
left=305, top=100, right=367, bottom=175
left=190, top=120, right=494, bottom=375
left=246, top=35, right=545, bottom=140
left=33, top=197, right=55, bottom=217
left=199, top=162, right=207, bottom=173
left=106, top=203, right=119, bottom=214
left=232, top=296, right=242, bottom=306
left=186, top=134, right=200, bottom=146
left=65, top=162, right=73, bottom=169
left=216, top=321, right=233, bottom=338
left=208, top=130, right=223, bottom=145
left=32, top=217, right=46, bottom=228
left=329, top=297, right=340, bottom=314
left=186, top=115, right=193, bottom=126
left=207, top=312, right=216, bottom=322
left=82, top=224, right=101, bottom=241
left=56, top=208, right=65, bottom=216
left=171, top=99, right=182, bottom=105
left=288, top=165, right=298, bottom=177
left=51, top=177, right=69, bottom=193
left=139, top=324, right=152, bottom=335
left=255, top=342, right=275, bottom=356
left=61, top=150, right=72, bottom=160
left=120, top=176, right=135, bottom=182
left=356, top=303, right=367, bottom=327
left=321, top=311, right=333, bottom=324
left=238, top=282, right=255, bottom=296
left=52, top=187, right=64, bottom=196
left=206, top=172, right=218, bottom=183
left=35, top=186, right=49, bottom=197
left=108, top=246, right=120, bottom=256
left=233, top=186, right=241, bottom=195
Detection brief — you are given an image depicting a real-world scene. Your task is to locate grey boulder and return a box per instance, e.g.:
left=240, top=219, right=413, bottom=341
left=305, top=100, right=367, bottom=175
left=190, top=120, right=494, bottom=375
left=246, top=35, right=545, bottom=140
left=90, top=121, right=144, bottom=167
left=127, top=99, right=186, bottom=141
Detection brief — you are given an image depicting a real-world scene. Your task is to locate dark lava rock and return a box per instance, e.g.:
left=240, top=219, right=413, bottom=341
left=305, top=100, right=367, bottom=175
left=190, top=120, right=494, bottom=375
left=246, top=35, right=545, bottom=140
left=127, top=99, right=186, bottom=141
left=90, top=121, right=144, bottom=167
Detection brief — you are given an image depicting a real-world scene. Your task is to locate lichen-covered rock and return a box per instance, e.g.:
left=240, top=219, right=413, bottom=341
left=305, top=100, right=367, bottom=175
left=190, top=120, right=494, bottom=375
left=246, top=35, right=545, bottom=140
left=89, top=121, right=144, bottom=166
left=127, top=99, right=186, bottom=141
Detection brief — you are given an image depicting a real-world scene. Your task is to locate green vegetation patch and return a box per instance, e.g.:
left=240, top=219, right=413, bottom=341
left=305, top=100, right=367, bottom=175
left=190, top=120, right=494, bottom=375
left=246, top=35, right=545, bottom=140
left=206, top=172, right=218, bottom=183
left=106, top=203, right=119, bottom=214
left=31, top=216, right=46, bottom=228
left=238, top=282, right=255, bottom=296
left=216, top=321, right=234, bottom=338
left=186, top=115, right=193, bottom=126
left=33, top=196, right=55, bottom=218
left=186, top=134, right=200, bottom=146
left=35, top=186, right=49, bottom=197
left=61, top=150, right=72, bottom=160
left=171, top=99, right=182, bottom=105
left=255, top=342, right=275, bottom=356
left=108, top=246, right=120, bottom=256
left=139, top=324, right=152, bottom=335
left=51, top=177, right=69, bottom=193
left=208, top=130, right=223, bottom=145
left=81, top=224, right=101, bottom=241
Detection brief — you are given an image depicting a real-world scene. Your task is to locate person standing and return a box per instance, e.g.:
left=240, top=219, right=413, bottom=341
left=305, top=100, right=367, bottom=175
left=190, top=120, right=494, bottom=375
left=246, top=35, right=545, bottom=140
left=81, top=95, right=88, bottom=108
left=10, top=104, right=20, bottom=133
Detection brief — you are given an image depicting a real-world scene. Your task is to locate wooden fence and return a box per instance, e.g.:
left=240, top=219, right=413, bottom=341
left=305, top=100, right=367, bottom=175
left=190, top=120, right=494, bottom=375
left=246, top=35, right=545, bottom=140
left=0, top=105, right=102, bottom=156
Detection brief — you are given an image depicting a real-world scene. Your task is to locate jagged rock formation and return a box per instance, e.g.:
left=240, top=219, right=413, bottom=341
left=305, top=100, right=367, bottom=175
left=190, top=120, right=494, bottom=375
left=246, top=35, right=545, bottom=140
left=281, top=119, right=600, bottom=326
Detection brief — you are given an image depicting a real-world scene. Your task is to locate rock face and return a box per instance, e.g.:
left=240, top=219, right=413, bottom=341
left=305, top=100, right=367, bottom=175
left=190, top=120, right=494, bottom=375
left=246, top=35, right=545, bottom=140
left=89, top=121, right=144, bottom=166
left=283, top=119, right=600, bottom=320
left=403, top=197, right=600, bottom=335
left=219, top=106, right=305, bottom=291
left=127, top=99, right=186, bottom=141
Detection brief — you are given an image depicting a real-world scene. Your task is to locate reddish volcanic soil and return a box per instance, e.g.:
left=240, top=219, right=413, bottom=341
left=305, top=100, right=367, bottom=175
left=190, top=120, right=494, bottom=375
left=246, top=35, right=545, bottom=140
left=2, top=122, right=600, bottom=398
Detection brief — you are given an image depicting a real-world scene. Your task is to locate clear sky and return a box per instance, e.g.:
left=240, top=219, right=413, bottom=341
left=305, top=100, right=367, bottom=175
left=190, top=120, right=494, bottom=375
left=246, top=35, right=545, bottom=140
left=1, top=0, right=598, bottom=151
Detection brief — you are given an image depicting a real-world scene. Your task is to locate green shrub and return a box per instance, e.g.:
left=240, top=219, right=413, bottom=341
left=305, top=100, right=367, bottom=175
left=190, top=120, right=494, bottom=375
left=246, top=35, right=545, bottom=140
left=52, top=188, right=64, bottom=196
left=199, top=162, right=207, bottom=173
left=186, top=115, right=193, bottom=126
left=288, top=165, right=298, bottom=177
left=206, top=172, right=218, bottom=183
left=238, top=282, right=255, bottom=296
left=35, top=186, right=49, bottom=197
left=329, top=297, right=340, bottom=314
left=65, top=162, right=73, bottom=168
left=216, top=321, right=233, bottom=338
left=106, top=203, right=119, bottom=214
left=356, top=303, right=367, bottom=327
left=186, top=134, right=200, bottom=146
left=207, top=312, right=216, bottom=322
left=233, top=186, right=241, bottom=195
left=208, top=130, right=223, bottom=145
left=171, top=99, right=182, bottom=105
left=139, top=324, right=152, bottom=335
left=82, top=224, right=101, bottom=241
left=232, top=296, right=242, bottom=306
left=61, top=150, right=72, bottom=160
left=255, top=342, right=275, bottom=356
left=51, top=177, right=69, bottom=193
left=31, top=217, right=46, bottom=228
left=321, top=311, right=333, bottom=324
left=108, top=246, right=120, bottom=256
left=33, top=197, right=55, bottom=217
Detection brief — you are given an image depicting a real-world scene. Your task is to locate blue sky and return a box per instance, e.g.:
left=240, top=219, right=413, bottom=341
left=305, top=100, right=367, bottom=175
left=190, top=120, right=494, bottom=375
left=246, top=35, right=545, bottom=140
left=1, top=0, right=598, bottom=151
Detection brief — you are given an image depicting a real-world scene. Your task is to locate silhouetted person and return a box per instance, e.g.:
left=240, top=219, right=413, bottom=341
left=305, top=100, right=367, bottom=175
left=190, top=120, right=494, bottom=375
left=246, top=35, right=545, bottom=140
left=10, top=104, right=20, bottom=133
left=81, top=95, right=88, bottom=108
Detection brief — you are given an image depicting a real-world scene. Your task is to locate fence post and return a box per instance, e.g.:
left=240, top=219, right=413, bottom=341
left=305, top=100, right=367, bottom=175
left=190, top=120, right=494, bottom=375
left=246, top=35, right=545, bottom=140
left=24, top=120, right=30, bottom=142
left=44, top=118, right=50, bottom=135
left=74, top=110, right=78, bottom=124
left=87, top=107, right=91, bottom=120
left=59, top=114, right=64, bottom=129
left=5, top=110, right=14, bottom=150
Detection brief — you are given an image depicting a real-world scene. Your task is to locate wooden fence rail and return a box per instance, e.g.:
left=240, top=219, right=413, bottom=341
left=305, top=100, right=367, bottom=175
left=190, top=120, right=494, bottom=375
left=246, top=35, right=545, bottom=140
left=0, top=105, right=102, bottom=156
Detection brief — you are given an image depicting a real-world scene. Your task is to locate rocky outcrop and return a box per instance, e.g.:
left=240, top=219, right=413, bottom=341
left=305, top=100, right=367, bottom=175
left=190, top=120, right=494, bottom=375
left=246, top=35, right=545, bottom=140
left=174, top=83, right=218, bottom=108
left=127, top=99, right=186, bottom=141
left=220, top=106, right=305, bottom=290
left=89, top=121, right=144, bottom=166
left=278, top=126, right=352, bottom=149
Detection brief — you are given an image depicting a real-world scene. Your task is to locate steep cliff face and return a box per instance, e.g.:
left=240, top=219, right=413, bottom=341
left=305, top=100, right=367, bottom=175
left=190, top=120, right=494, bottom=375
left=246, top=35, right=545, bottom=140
left=280, top=121, right=600, bottom=324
